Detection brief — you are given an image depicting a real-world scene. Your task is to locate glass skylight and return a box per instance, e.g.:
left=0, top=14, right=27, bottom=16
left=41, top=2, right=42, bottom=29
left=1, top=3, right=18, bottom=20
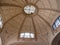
left=20, top=33, right=34, bottom=38
left=24, top=5, right=36, bottom=14
left=52, top=16, right=60, bottom=30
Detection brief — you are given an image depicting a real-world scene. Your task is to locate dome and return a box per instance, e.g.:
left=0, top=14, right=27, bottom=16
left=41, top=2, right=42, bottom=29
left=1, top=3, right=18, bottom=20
left=0, top=0, right=60, bottom=45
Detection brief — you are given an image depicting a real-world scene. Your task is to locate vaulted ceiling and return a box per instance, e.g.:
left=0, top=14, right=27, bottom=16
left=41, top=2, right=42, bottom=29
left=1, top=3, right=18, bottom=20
left=0, top=0, right=60, bottom=45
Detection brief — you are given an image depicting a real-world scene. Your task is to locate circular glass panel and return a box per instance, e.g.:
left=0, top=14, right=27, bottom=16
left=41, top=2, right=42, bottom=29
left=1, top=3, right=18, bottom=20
left=24, top=5, right=36, bottom=14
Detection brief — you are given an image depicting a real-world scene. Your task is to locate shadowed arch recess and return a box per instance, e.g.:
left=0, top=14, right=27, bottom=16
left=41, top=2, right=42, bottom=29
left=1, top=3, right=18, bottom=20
left=52, top=33, right=60, bottom=45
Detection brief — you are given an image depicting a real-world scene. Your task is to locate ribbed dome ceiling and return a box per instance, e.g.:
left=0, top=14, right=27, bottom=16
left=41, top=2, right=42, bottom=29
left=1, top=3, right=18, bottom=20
left=0, top=0, right=60, bottom=45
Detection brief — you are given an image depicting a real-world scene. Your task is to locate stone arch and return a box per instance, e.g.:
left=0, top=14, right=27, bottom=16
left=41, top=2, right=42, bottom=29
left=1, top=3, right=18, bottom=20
left=52, top=32, right=60, bottom=45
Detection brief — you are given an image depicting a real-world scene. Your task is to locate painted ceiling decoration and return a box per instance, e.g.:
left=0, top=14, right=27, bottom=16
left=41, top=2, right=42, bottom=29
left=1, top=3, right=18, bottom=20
left=0, top=0, right=60, bottom=45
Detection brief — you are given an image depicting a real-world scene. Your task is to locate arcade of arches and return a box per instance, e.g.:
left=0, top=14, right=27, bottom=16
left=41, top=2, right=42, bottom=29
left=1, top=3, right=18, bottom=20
left=0, top=0, right=60, bottom=45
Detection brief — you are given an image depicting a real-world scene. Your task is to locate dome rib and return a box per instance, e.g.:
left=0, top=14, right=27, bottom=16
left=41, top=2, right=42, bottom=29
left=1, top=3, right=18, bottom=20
left=38, top=8, right=60, bottom=13
left=34, top=0, right=40, bottom=4
left=31, top=16, right=37, bottom=41
left=2, top=13, right=22, bottom=30
left=18, top=16, right=26, bottom=40
left=0, top=3, right=22, bottom=8
left=37, top=14, right=54, bottom=35
left=25, top=0, right=28, bottom=4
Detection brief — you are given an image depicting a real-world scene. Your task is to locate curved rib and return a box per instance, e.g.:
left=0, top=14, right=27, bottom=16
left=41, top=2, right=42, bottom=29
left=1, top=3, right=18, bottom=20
left=31, top=16, right=37, bottom=41
left=34, top=0, right=40, bottom=4
left=0, top=3, right=22, bottom=8
left=38, top=8, right=60, bottom=12
left=18, top=16, right=26, bottom=40
left=25, top=0, right=28, bottom=3
left=2, top=12, right=22, bottom=31
left=37, top=14, right=54, bottom=35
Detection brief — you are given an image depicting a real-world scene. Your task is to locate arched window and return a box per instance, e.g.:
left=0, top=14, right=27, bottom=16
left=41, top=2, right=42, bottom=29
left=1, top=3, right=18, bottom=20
left=20, top=32, right=35, bottom=38
left=52, top=16, right=60, bottom=30
left=0, top=15, right=3, bottom=29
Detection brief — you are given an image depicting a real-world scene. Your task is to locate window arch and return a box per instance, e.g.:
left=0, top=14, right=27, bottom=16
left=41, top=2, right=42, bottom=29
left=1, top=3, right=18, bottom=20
left=52, top=16, right=60, bottom=30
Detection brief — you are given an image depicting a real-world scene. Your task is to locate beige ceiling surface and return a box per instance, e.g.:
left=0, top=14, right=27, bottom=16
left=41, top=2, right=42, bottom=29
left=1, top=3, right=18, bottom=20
left=0, top=0, right=60, bottom=45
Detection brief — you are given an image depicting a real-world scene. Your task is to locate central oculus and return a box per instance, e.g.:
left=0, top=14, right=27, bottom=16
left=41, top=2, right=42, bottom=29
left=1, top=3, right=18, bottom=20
left=24, top=5, right=36, bottom=15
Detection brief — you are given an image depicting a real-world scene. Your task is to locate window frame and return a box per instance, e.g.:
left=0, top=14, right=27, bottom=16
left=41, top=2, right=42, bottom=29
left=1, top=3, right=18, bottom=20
left=20, top=32, right=35, bottom=39
left=52, top=16, right=60, bottom=30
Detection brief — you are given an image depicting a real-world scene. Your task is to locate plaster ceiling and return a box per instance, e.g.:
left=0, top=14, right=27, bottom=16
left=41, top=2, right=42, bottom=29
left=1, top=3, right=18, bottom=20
left=0, top=0, right=60, bottom=45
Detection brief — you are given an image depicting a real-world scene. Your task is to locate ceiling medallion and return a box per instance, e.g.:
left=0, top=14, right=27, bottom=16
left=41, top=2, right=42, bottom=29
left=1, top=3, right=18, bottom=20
left=24, top=5, right=36, bottom=15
